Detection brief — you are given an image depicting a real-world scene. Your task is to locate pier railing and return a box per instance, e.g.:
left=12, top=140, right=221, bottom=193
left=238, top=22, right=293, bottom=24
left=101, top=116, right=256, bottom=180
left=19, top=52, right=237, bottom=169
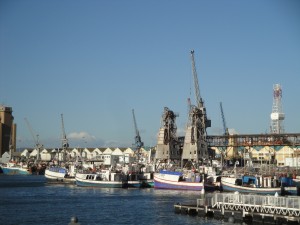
left=197, top=193, right=300, bottom=217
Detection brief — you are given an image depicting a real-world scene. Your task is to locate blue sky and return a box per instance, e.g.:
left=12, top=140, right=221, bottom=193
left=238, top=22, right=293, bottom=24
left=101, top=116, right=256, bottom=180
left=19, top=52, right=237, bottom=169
left=0, top=0, right=299, bottom=148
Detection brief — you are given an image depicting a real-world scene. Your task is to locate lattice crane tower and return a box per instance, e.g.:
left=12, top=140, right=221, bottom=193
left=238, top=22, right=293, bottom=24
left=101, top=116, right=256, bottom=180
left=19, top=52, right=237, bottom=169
left=181, top=50, right=211, bottom=164
left=270, top=84, right=285, bottom=134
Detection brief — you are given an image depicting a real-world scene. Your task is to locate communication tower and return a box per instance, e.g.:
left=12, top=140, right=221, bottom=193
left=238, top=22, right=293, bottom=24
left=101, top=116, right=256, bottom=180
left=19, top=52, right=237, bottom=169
left=270, top=84, right=285, bottom=134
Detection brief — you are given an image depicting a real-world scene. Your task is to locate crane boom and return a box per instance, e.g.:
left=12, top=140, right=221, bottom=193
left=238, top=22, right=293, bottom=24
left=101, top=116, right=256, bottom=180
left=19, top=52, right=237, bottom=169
left=132, top=109, right=144, bottom=151
left=61, top=113, right=69, bottom=148
left=220, top=102, right=228, bottom=135
left=190, top=50, right=203, bottom=109
left=24, top=118, right=38, bottom=146
left=190, top=50, right=211, bottom=128
left=24, top=117, right=42, bottom=161
left=132, top=109, right=139, bottom=138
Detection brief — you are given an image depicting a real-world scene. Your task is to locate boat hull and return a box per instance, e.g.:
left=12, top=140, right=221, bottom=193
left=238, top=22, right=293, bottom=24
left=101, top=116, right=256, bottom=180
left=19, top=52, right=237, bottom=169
left=75, top=172, right=127, bottom=188
left=77, top=180, right=125, bottom=188
left=221, top=176, right=299, bottom=195
left=154, top=172, right=203, bottom=191
left=76, top=178, right=126, bottom=188
left=1, top=167, right=31, bottom=175
left=44, top=167, right=75, bottom=183
left=127, top=179, right=154, bottom=188
left=222, top=180, right=282, bottom=195
left=283, top=186, right=298, bottom=196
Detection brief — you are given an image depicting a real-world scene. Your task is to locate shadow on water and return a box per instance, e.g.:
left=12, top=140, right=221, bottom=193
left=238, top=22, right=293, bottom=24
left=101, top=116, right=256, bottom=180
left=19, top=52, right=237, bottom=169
left=0, top=174, right=46, bottom=187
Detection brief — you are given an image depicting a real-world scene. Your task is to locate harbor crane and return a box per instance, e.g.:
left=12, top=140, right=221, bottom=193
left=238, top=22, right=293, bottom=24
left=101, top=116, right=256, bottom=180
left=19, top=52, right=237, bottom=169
left=61, top=113, right=69, bottom=162
left=190, top=50, right=211, bottom=129
left=191, top=50, right=210, bottom=150
left=186, top=98, right=192, bottom=122
left=220, top=102, right=229, bottom=135
left=219, top=102, right=229, bottom=167
left=182, top=50, right=211, bottom=166
left=24, top=117, right=43, bottom=161
left=155, top=107, right=181, bottom=170
left=132, top=109, right=144, bottom=161
left=191, top=50, right=203, bottom=110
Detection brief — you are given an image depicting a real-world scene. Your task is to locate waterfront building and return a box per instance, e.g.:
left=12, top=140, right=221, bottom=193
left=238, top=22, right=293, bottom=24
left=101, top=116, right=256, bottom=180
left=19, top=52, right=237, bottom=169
left=0, top=105, right=16, bottom=159
left=16, top=146, right=150, bottom=165
left=12, top=144, right=300, bottom=168
left=213, top=144, right=300, bottom=167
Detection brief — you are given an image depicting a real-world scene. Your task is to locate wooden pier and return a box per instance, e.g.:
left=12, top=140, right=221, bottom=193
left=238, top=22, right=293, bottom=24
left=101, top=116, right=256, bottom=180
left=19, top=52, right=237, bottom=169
left=174, top=192, right=300, bottom=224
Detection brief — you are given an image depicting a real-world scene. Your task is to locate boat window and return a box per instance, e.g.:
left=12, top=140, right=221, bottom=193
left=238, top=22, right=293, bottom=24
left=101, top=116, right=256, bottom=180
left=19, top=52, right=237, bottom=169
left=248, top=178, right=255, bottom=185
left=235, top=179, right=242, bottom=186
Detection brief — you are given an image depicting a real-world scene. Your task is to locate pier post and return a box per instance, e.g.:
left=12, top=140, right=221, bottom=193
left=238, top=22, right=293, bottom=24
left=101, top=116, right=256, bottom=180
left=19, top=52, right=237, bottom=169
left=200, top=187, right=205, bottom=199
left=213, top=209, right=223, bottom=220
left=233, top=211, right=243, bottom=223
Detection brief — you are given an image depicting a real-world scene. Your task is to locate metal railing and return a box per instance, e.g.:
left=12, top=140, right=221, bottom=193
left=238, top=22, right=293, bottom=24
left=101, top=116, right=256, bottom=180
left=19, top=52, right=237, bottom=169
left=197, top=193, right=300, bottom=216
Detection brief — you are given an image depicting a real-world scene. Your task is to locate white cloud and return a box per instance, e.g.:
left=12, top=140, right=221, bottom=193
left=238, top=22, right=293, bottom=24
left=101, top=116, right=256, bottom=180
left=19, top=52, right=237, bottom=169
left=68, top=131, right=96, bottom=141
left=228, top=128, right=238, bottom=135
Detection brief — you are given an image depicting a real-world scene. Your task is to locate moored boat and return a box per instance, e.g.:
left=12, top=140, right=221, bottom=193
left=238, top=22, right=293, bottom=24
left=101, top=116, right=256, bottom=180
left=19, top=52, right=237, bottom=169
left=44, top=165, right=76, bottom=183
left=1, top=162, right=31, bottom=175
left=221, top=175, right=299, bottom=195
left=154, top=170, right=204, bottom=191
left=127, top=171, right=154, bottom=188
left=75, top=170, right=128, bottom=188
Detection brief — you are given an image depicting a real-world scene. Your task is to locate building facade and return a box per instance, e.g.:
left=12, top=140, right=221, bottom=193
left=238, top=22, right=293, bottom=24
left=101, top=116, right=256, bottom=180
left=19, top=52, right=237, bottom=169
left=0, top=105, right=16, bottom=157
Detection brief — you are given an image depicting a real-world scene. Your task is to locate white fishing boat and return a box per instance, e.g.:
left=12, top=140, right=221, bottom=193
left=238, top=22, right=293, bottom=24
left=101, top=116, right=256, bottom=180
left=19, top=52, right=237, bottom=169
left=44, top=114, right=76, bottom=183
left=221, top=175, right=298, bottom=195
left=44, top=165, right=76, bottom=183
left=75, top=170, right=128, bottom=188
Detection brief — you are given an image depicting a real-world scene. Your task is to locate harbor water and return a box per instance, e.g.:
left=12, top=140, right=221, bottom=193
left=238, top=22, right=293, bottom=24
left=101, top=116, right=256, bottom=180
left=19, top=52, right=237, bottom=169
left=0, top=175, right=225, bottom=225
